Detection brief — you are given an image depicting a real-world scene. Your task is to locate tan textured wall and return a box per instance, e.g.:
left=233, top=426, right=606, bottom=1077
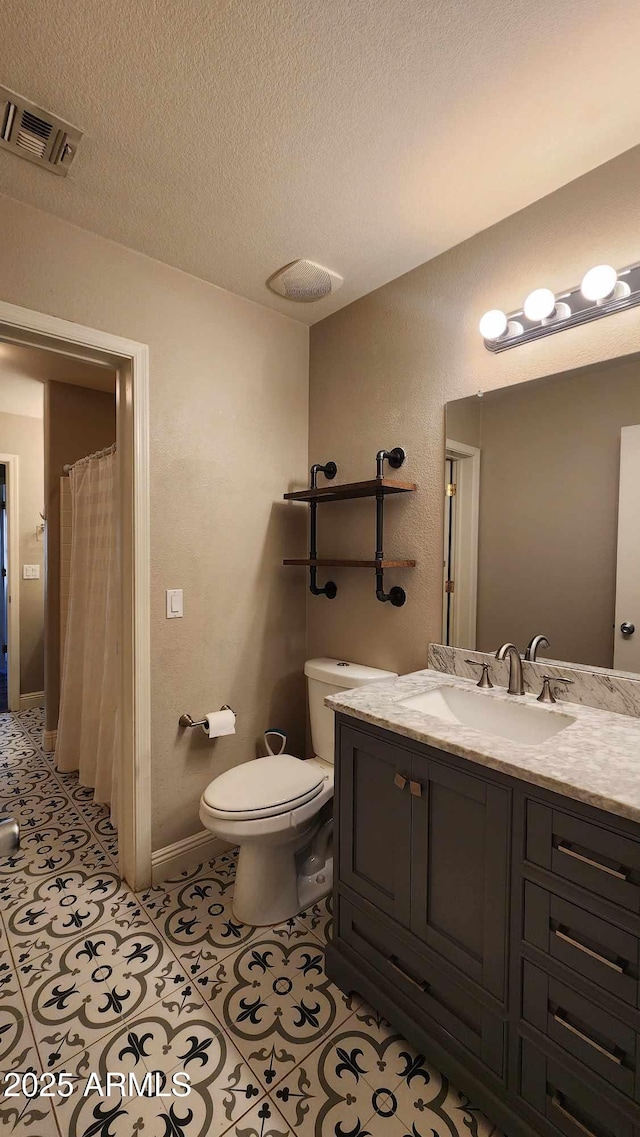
left=449, top=360, right=640, bottom=668
left=0, top=192, right=309, bottom=850
left=0, top=410, right=44, bottom=694
left=44, top=381, right=117, bottom=732
left=309, top=144, right=640, bottom=676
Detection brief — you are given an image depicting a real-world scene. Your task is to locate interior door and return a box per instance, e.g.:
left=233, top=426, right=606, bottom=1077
left=443, top=458, right=456, bottom=645
left=614, top=425, right=640, bottom=672
left=0, top=467, right=7, bottom=709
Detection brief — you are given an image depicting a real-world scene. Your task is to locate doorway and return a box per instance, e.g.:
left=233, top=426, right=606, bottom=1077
left=614, top=423, right=640, bottom=672
left=443, top=438, right=481, bottom=650
left=0, top=300, right=151, bottom=890
left=0, top=452, right=21, bottom=714
left=0, top=465, right=6, bottom=713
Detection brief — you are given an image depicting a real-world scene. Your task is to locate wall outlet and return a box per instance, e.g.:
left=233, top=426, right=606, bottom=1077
left=23, top=564, right=40, bottom=580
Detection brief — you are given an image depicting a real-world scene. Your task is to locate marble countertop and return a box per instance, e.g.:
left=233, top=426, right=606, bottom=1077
left=326, top=669, right=640, bottom=823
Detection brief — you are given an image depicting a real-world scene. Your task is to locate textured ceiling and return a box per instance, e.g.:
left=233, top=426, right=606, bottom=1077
left=1, top=0, right=640, bottom=325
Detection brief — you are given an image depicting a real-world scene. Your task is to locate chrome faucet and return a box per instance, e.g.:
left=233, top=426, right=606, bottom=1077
left=525, top=634, right=550, bottom=662
left=495, top=643, right=525, bottom=695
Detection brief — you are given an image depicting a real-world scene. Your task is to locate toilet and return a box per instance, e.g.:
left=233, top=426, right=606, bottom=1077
left=199, top=657, right=397, bottom=926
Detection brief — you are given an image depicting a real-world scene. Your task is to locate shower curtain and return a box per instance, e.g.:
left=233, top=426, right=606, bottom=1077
left=55, top=446, right=119, bottom=812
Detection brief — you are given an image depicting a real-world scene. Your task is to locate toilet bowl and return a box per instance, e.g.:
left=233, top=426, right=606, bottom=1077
left=199, top=657, right=397, bottom=926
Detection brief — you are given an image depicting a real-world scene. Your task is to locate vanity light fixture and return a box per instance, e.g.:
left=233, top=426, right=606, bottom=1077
left=479, top=258, right=640, bottom=352
left=478, top=309, right=507, bottom=340
left=580, top=263, right=630, bottom=304
left=477, top=308, right=523, bottom=342
left=523, top=287, right=570, bottom=325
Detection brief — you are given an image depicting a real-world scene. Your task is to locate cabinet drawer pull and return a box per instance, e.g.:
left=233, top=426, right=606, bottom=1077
left=554, top=929, right=625, bottom=974
left=550, top=1093, right=599, bottom=1137
left=409, top=780, right=422, bottom=798
left=388, top=954, right=429, bottom=993
left=557, top=842, right=629, bottom=881
left=394, top=773, right=408, bottom=790
left=552, top=1012, right=622, bottom=1065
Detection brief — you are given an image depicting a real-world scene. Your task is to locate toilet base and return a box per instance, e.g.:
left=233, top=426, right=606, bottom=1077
left=233, top=840, right=300, bottom=926
left=232, top=842, right=332, bottom=927
left=298, top=855, right=333, bottom=912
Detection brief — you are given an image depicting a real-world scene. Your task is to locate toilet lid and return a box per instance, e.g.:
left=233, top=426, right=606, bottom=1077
left=202, top=754, right=326, bottom=817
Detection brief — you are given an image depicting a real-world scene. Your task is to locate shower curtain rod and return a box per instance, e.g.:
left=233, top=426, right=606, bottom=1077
left=63, top=444, right=116, bottom=475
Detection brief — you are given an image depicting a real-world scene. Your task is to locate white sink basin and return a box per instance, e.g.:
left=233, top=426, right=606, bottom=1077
left=399, top=685, right=576, bottom=746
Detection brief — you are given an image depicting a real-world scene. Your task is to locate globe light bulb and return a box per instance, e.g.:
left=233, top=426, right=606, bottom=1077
left=478, top=309, right=508, bottom=340
left=523, top=288, right=556, bottom=322
left=581, top=264, right=618, bottom=302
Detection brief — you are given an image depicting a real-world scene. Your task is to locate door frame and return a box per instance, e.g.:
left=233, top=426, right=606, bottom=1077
left=614, top=423, right=640, bottom=673
left=444, top=438, right=480, bottom=649
left=0, top=300, right=151, bottom=890
left=0, top=453, right=20, bottom=712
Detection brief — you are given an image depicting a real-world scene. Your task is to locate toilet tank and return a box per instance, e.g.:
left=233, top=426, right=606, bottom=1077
left=304, top=658, right=397, bottom=764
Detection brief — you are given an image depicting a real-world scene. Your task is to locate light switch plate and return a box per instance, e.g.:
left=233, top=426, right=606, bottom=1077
left=23, top=564, right=40, bottom=580
left=166, top=588, right=183, bottom=618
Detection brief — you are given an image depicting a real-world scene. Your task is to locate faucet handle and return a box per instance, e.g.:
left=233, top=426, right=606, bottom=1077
left=538, top=674, right=574, bottom=704
left=464, top=659, right=493, bottom=689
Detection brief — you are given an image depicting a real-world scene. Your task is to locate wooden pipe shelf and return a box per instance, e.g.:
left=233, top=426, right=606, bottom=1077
left=282, top=448, right=416, bottom=606
left=284, top=477, right=416, bottom=504
left=283, top=559, right=416, bottom=569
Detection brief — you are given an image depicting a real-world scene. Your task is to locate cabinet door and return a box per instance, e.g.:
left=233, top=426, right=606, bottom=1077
left=338, top=725, right=412, bottom=926
left=410, top=752, right=510, bottom=999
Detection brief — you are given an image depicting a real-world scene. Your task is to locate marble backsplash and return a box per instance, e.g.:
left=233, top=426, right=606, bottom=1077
left=428, top=643, right=640, bottom=719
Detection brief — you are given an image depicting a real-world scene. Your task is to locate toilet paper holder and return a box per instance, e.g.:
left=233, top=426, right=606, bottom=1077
left=179, top=705, right=235, bottom=730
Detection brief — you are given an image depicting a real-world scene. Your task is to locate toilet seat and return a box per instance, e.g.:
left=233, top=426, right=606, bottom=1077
left=202, top=754, right=327, bottom=821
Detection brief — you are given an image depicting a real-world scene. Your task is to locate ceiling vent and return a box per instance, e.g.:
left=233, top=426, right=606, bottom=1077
left=0, top=85, right=82, bottom=176
left=267, top=260, right=344, bottom=303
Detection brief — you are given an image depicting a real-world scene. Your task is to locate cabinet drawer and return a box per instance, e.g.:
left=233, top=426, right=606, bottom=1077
left=526, top=800, right=640, bottom=913
left=339, top=896, right=505, bottom=1077
left=522, top=960, right=639, bottom=1101
left=524, top=882, right=640, bottom=1008
left=519, top=1036, right=639, bottom=1137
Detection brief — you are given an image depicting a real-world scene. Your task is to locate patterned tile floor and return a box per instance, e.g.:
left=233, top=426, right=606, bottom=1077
left=0, top=708, right=503, bottom=1137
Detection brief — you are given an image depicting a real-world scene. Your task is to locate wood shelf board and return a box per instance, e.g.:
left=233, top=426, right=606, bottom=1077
left=283, top=477, right=417, bottom=503
left=283, top=558, right=416, bottom=568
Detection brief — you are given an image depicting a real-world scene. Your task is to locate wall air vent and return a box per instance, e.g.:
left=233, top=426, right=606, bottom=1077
left=0, top=85, right=82, bottom=176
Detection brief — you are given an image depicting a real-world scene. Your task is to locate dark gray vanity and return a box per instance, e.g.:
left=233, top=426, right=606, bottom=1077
left=321, top=325, right=640, bottom=1135
left=326, top=705, right=640, bottom=1137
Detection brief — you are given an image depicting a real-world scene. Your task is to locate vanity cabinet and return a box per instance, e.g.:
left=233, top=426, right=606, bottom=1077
left=328, top=715, right=640, bottom=1137
left=338, top=724, right=510, bottom=997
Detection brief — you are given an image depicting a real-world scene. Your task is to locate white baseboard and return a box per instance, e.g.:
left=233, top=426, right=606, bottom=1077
left=151, top=829, right=235, bottom=885
left=19, top=691, right=44, bottom=710
left=42, top=728, right=57, bottom=753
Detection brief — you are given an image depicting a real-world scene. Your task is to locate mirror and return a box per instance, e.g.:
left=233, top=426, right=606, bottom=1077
left=444, top=355, right=640, bottom=675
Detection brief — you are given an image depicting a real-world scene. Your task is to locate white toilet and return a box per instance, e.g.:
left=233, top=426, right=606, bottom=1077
left=199, top=657, right=397, bottom=926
